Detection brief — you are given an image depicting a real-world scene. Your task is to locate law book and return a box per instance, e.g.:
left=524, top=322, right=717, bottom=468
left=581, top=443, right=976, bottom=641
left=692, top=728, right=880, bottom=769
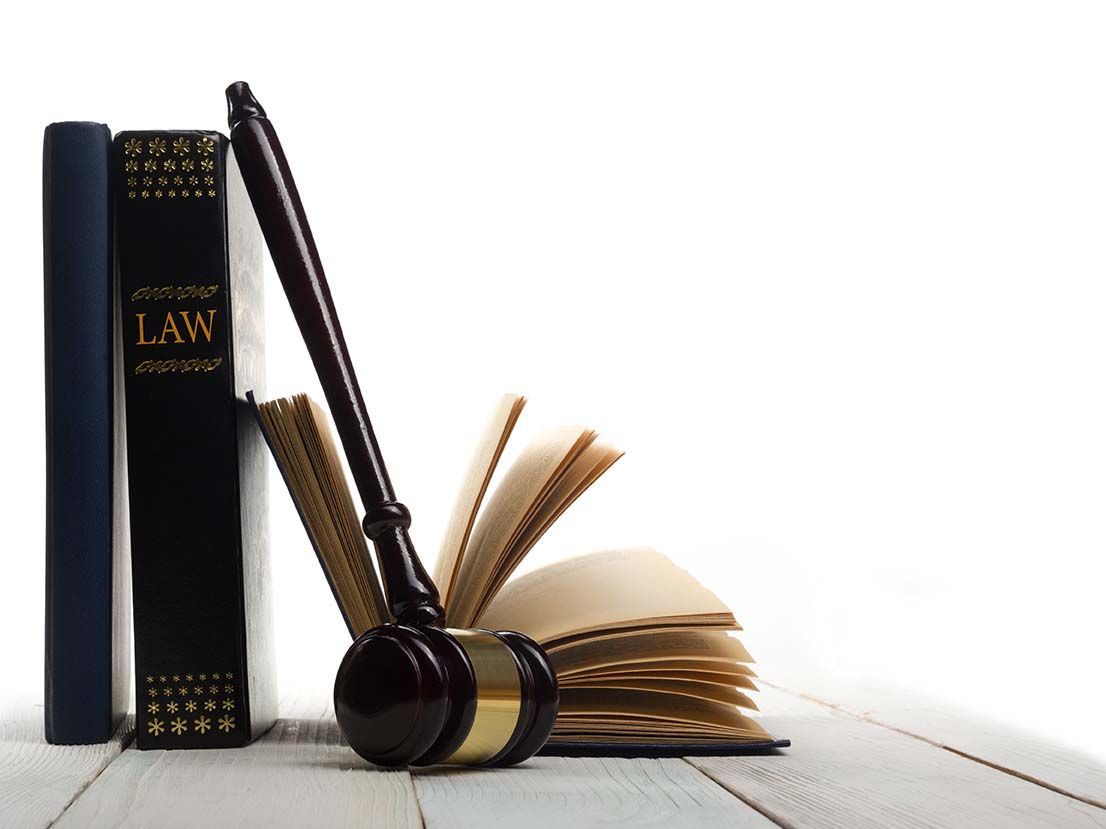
left=43, top=121, right=130, bottom=744
left=253, top=392, right=788, bottom=756
left=113, top=131, right=275, bottom=749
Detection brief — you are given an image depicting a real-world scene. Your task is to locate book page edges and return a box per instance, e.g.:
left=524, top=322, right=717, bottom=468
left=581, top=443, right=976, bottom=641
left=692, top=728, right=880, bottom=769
left=433, top=394, right=525, bottom=606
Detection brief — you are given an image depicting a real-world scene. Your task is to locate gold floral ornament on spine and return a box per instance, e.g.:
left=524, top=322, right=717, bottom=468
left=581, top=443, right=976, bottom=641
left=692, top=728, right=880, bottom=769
left=143, top=671, right=239, bottom=739
left=122, top=135, right=218, bottom=202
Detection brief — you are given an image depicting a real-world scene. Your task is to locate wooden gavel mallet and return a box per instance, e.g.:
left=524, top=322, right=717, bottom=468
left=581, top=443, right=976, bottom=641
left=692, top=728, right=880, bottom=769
left=227, top=82, right=558, bottom=767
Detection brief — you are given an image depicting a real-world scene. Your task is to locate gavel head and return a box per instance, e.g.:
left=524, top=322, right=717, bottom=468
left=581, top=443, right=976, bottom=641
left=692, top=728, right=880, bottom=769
left=334, top=624, right=558, bottom=767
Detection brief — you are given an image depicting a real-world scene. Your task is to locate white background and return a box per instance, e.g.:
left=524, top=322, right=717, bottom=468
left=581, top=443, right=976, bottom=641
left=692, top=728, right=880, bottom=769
left=4, top=2, right=1104, bottom=759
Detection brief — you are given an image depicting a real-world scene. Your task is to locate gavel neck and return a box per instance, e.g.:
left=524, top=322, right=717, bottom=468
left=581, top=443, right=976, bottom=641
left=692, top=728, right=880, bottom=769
left=364, top=516, right=445, bottom=627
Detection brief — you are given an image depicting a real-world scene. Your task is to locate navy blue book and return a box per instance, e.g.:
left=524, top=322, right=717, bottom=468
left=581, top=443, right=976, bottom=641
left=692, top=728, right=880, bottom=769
left=43, top=122, right=131, bottom=745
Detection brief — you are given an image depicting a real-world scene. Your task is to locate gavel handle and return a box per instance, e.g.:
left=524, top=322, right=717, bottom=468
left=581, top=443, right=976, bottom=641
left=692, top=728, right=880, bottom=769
left=228, top=84, right=444, bottom=627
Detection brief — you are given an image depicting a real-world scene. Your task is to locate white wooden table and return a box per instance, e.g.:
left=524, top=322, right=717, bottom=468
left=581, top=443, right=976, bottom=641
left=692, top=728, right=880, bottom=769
left=3, top=681, right=1104, bottom=828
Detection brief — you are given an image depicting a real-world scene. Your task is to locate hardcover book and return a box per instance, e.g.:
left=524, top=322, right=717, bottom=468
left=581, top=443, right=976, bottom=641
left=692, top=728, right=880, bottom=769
left=113, top=130, right=275, bottom=749
left=43, top=121, right=130, bottom=745
left=253, top=392, right=788, bottom=756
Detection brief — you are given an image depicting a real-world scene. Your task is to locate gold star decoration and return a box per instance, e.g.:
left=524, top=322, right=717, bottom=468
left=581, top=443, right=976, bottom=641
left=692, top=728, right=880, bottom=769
left=198, top=673, right=207, bottom=681
left=159, top=675, right=167, bottom=683
left=213, top=673, right=221, bottom=680
left=146, top=675, right=155, bottom=683
left=197, top=136, right=215, bottom=155
left=142, top=176, right=153, bottom=187
left=128, top=191, right=136, bottom=200
left=178, top=687, right=188, bottom=696
left=185, top=700, right=197, bottom=712
left=185, top=674, right=194, bottom=682
left=200, top=158, right=214, bottom=172
left=218, top=715, right=235, bottom=732
left=222, top=699, right=235, bottom=710
left=194, top=685, right=204, bottom=694
left=148, top=137, right=167, bottom=156
left=124, top=138, right=142, bottom=157
left=126, top=160, right=140, bottom=173
left=155, top=190, right=163, bottom=199
left=126, top=177, right=137, bottom=187
left=208, top=190, right=217, bottom=198
left=173, top=175, right=183, bottom=186
left=144, top=159, right=158, bottom=172
left=141, top=190, right=150, bottom=199
left=172, top=675, right=180, bottom=682
left=194, top=189, right=203, bottom=198
left=168, top=190, right=177, bottom=199
left=204, top=700, right=216, bottom=711
left=166, top=701, right=179, bottom=713
left=172, top=137, right=191, bottom=156
left=194, top=716, right=212, bottom=734
left=170, top=717, right=188, bottom=735
left=224, top=685, right=234, bottom=694
left=163, top=158, right=177, bottom=172
left=147, top=702, right=160, bottom=714
left=181, top=189, right=191, bottom=199
left=209, top=685, right=218, bottom=694
left=226, top=672, right=234, bottom=679
left=148, top=718, right=165, bottom=736
left=182, top=158, right=195, bottom=172
left=147, top=688, right=157, bottom=697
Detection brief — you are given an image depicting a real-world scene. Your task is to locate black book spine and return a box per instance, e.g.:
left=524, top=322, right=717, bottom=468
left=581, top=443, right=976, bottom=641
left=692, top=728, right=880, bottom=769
left=44, top=121, right=130, bottom=745
left=113, top=131, right=274, bottom=749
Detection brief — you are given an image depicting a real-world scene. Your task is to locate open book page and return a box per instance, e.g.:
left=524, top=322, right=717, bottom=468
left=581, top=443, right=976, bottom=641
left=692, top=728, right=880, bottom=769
left=475, top=439, right=623, bottom=619
left=479, top=548, right=736, bottom=646
left=570, top=679, right=758, bottom=710
left=446, top=425, right=599, bottom=627
left=483, top=551, right=767, bottom=742
left=432, top=394, right=526, bottom=606
left=554, top=689, right=770, bottom=740
left=561, top=668, right=760, bottom=693
left=257, top=395, right=387, bottom=635
left=550, top=628, right=752, bottom=672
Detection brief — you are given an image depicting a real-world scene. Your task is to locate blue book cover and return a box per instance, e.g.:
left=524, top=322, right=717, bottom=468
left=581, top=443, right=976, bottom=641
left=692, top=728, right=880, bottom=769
left=43, top=121, right=130, bottom=744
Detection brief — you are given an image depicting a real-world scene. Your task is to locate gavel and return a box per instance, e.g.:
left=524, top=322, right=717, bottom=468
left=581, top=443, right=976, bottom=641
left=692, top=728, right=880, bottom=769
left=227, top=82, right=558, bottom=767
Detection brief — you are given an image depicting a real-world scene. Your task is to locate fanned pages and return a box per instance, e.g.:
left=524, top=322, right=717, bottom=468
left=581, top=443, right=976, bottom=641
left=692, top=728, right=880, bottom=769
left=256, top=395, right=387, bottom=635
left=447, top=425, right=624, bottom=627
left=433, top=394, right=526, bottom=606
left=479, top=549, right=736, bottom=645
left=252, top=392, right=774, bottom=747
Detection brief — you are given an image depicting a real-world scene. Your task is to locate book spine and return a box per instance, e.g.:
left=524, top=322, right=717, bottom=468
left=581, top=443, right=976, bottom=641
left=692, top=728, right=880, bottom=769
left=113, top=131, right=273, bottom=749
left=43, top=121, right=130, bottom=745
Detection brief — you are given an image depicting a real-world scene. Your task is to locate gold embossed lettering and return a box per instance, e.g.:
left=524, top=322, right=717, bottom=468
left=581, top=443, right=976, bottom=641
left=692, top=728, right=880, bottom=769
left=136, top=313, right=158, bottom=345
left=159, top=312, right=185, bottom=344
left=180, top=310, right=216, bottom=343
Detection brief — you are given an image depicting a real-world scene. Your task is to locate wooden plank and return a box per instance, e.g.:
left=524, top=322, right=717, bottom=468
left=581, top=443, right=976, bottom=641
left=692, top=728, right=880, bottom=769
left=0, top=705, right=132, bottom=829
left=690, top=686, right=1106, bottom=829
left=768, top=676, right=1106, bottom=809
left=54, top=697, right=422, bottom=829
left=412, top=755, right=776, bottom=828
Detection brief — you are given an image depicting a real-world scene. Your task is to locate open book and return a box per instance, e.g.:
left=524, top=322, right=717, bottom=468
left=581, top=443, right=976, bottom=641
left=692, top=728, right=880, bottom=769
left=254, top=393, right=779, bottom=752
